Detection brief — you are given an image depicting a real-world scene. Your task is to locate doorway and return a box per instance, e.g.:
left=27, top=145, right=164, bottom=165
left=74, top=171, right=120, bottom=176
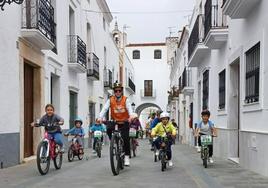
left=69, top=91, right=77, bottom=129
left=24, top=63, right=34, bottom=157
left=229, top=58, right=240, bottom=163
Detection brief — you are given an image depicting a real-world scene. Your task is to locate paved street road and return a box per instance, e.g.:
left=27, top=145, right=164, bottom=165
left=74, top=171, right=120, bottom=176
left=1, top=139, right=268, bottom=188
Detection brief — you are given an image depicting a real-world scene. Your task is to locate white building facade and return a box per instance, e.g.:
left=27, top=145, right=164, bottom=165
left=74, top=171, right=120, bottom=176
left=0, top=0, right=124, bottom=167
left=125, top=43, right=170, bottom=118
left=181, top=0, right=268, bottom=176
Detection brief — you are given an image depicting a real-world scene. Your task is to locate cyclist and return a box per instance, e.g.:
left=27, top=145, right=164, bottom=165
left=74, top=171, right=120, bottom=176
left=64, top=117, right=85, bottom=148
left=31, top=104, right=64, bottom=152
left=150, top=110, right=162, bottom=150
left=129, top=113, right=143, bottom=145
left=90, top=119, right=106, bottom=153
left=195, top=110, right=217, bottom=163
left=151, top=112, right=176, bottom=167
left=98, top=81, right=133, bottom=166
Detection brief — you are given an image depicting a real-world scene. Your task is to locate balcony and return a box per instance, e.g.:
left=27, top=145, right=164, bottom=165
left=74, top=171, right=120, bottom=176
left=126, top=77, right=136, bottom=94
left=140, top=89, right=156, bottom=98
left=104, top=68, right=113, bottom=89
left=87, top=52, right=99, bottom=80
left=181, top=68, right=194, bottom=95
left=21, top=0, right=56, bottom=50
left=188, top=14, right=209, bottom=67
left=222, top=0, right=261, bottom=19
left=68, top=35, right=87, bottom=73
left=204, top=0, right=228, bottom=49
left=167, top=86, right=180, bottom=102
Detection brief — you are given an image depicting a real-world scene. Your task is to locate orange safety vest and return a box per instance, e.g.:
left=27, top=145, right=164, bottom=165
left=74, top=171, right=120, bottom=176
left=110, top=96, right=129, bottom=122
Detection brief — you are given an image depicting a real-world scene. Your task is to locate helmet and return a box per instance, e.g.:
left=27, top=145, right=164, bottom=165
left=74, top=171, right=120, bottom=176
left=130, top=113, right=138, bottom=119
left=156, top=109, right=163, bottom=116
left=201, top=110, right=210, bottom=116
left=74, top=117, right=83, bottom=125
left=160, top=112, right=170, bottom=119
left=113, top=81, right=123, bottom=90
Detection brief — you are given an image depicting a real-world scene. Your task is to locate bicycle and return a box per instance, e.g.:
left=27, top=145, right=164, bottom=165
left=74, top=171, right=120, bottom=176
left=64, top=134, right=84, bottom=162
left=129, top=127, right=137, bottom=158
left=108, top=120, right=125, bottom=176
left=158, top=135, right=169, bottom=172
left=200, top=134, right=212, bottom=168
left=34, top=123, right=63, bottom=175
left=93, top=131, right=103, bottom=158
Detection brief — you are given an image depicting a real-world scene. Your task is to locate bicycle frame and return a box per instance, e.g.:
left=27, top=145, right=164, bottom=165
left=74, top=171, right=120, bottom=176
left=41, top=131, right=57, bottom=159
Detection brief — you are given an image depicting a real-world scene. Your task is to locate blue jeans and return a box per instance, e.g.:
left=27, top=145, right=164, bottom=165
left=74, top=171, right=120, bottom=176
left=154, top=137, right=173, bottom=160
left=49, top=132, right=63, bottom=147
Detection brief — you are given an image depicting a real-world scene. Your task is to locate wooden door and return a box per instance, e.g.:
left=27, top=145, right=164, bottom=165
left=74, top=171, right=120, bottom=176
left=24, top=63, right=34, bottom=157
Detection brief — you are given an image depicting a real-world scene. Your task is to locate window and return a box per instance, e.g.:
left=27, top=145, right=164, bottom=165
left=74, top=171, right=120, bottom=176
left=144, top=80, right=153, bottom=96
left=133, top=50, right=140, bottom=59
left=154, top=50, right=162, bottom=59
left=219, top=69, right=226, bottom=109
left=202, top=70, right=209, bottom=110
left=245, top=42, right=260, bottom=103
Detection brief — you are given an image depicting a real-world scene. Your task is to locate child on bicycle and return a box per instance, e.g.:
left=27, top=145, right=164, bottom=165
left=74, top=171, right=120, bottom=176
left=31, top=104, right=64, bottom=152
left=195, top=110, right=217, bottom=163
left=129, top=113, right=143, bottom=145
left=64, top=117, right=85, bottom=148
left=89, top=119, right=106, bottom=153
left=151, top=112, right=176, bottom=167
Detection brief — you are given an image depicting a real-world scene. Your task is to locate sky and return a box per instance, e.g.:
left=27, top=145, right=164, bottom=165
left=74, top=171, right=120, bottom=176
left=106, top=0, right=195, bottom=43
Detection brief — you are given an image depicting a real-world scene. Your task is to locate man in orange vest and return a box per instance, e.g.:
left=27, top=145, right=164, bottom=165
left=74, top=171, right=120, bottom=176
left=98, top=81, right=133, bottom=166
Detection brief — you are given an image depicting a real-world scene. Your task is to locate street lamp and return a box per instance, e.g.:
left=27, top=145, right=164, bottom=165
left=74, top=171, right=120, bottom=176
left=0, top=0, right=24, bottom=10
left=131, top=102, right=135, bottom=112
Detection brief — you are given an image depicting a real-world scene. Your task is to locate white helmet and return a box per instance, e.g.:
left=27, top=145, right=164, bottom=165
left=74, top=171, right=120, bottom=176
left=160, top=112, right=170, bottom=119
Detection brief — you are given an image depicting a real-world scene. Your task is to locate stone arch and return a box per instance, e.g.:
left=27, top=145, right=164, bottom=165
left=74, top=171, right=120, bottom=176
left=135, top=103, right=162, bottom=117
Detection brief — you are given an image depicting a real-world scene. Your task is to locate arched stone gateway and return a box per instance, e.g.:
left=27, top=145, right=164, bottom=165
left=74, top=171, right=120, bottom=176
left=135, top=103, right=162, bottom=117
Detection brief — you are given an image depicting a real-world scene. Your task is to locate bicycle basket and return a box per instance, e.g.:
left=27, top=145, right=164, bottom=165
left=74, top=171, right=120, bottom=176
left=200, top=135, right=212, bottom=145
left=94, top=131, right=103, bottom=138
left=129, top=128, right=137, bottom=138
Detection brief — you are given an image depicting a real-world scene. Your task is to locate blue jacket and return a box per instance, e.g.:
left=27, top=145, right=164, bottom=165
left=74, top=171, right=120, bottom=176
left=150, top=117, right=160, bottom=129
left=90, top=124, right=106, bottom=132
left=66, top=127, right=85, bottom=136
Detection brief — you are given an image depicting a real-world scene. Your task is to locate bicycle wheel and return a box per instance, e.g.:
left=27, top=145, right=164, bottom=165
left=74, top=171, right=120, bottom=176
left=36, top=141, right=50, bottom=175
left=96, top=141, right=101, bottom=158
left=68, top=146, right=74, bottom=162
left=154, top=146, right=157, bottom=162
left=160, top=151, right=166, bottom=172
left=132, top=139, right=136, bottom=157
left=203, top=148, right=208, bottom=168
left=53, top=145, right=62, bottom=169
left=110, top=135, right=120, bottom=175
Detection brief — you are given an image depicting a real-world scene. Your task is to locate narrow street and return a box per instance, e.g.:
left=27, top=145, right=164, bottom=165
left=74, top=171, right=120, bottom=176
left=1, top=139, right=268, bottom=188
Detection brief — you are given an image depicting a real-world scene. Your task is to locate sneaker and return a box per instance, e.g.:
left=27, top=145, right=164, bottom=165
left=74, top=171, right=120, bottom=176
left=124, top=155, right=130, bottom=166
left=168, top=160, right=173, bottom=167
left=92, top=150, right=96, bottom=154
left=197, top=147, right=201, bottom=153
left=155, top=150, right=159, bottom=156
left=102, top=143, right=105, bottom=146
left=60, top=147, right=65, bottom=153
left=208, top=157, right=214, bottom=163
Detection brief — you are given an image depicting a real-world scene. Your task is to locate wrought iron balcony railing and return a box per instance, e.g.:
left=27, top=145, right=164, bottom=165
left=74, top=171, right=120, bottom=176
left=188, top=14, right=204, bottom=59
left=68, top=35, right=87, bottom=70
left=128, top=77, right=136, bottom=93
left=104, top=68, right=113, bottom=89
left=182, top=68, right=193, bottom=89
left=204, top=0, right=228, bottom=40
left=87, top=52, right=99, bottom=80
left=22, top=0, right=55, bottom=44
